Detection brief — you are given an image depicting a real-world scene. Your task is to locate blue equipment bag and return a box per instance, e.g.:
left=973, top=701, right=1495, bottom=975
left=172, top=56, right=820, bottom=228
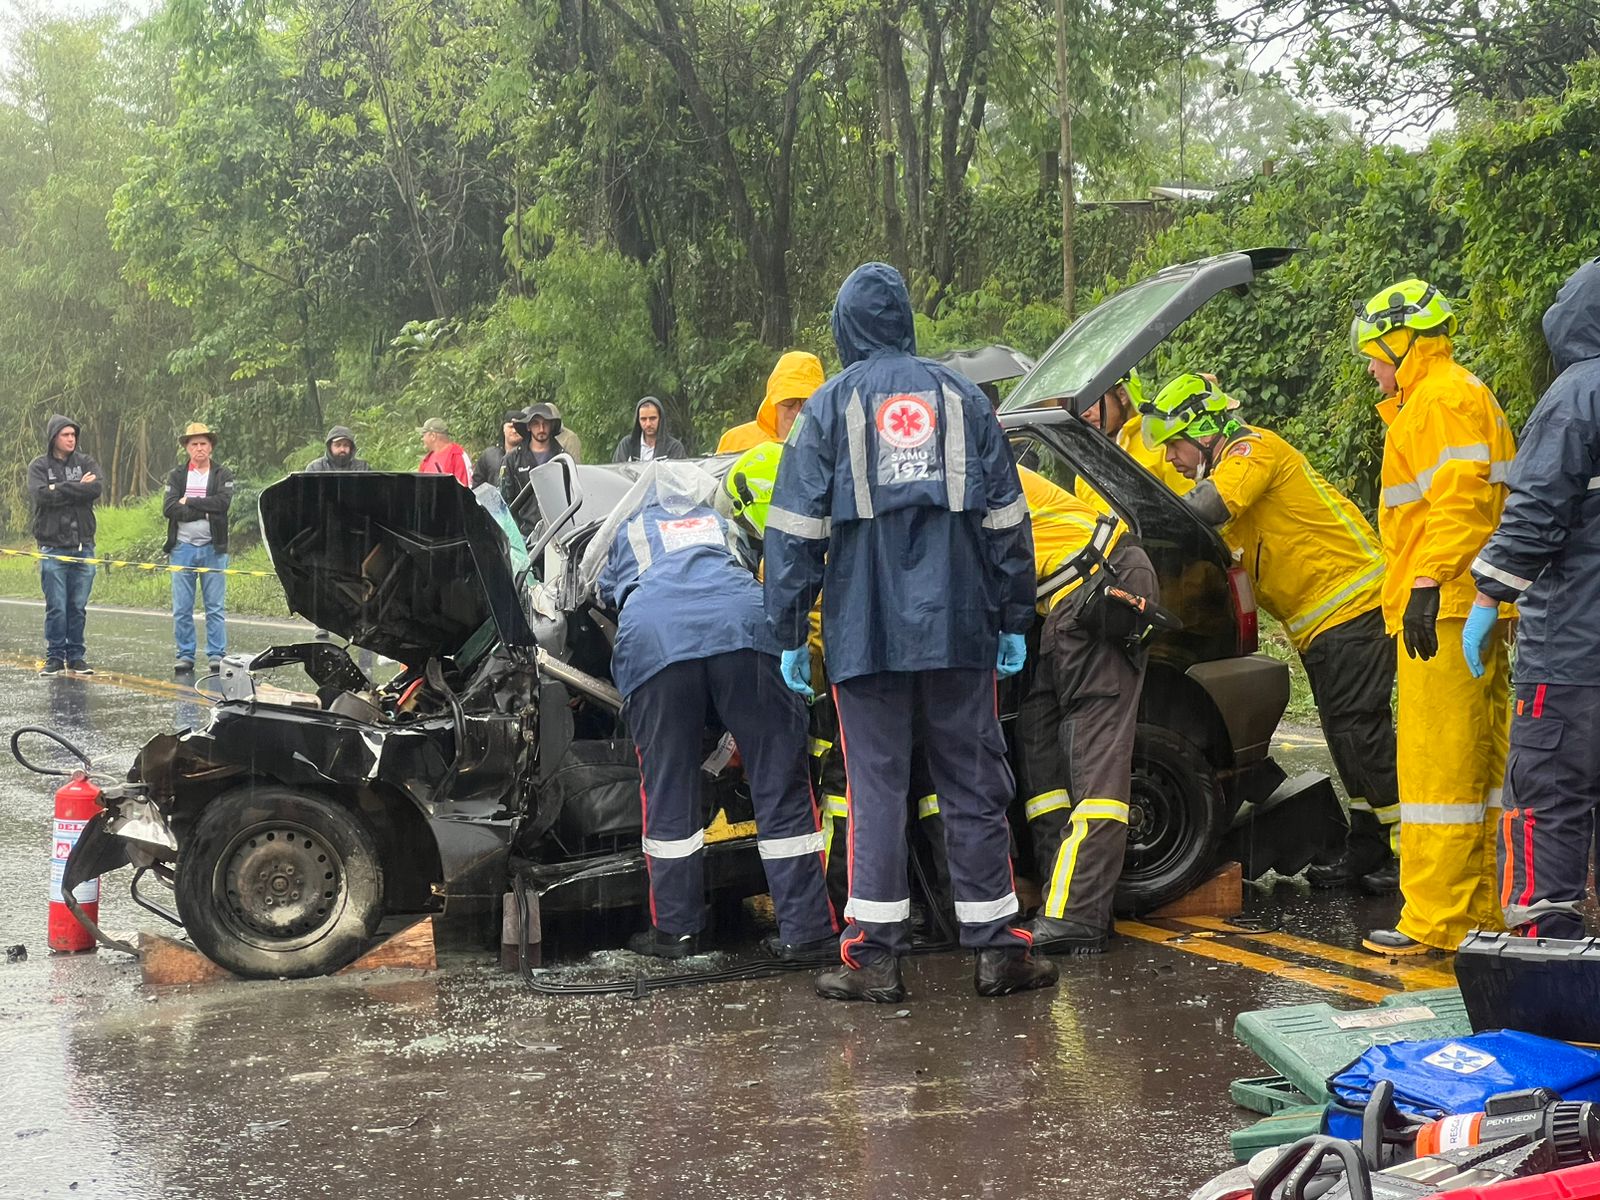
left=1324, top=1030, right=1600, bottom=1141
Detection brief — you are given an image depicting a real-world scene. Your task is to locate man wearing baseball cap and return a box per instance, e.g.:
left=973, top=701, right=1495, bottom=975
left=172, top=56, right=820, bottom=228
left=418, top=417, right=471, bottom=486
left=163, top=422, right=236, bottom=674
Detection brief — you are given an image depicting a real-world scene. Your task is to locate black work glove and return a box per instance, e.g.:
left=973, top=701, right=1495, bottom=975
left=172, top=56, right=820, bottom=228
left=1402, top=585, right=1440, bottom=660
left=174, top=503, right=197, bottom=521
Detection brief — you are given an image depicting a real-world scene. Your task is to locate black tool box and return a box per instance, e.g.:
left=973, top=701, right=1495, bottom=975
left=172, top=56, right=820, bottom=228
left=1456, top=931, right=1600, bottom=1043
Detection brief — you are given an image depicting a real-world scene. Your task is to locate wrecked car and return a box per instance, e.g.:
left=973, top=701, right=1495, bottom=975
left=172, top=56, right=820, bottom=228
left=61, top=247, right=1339, bottom=980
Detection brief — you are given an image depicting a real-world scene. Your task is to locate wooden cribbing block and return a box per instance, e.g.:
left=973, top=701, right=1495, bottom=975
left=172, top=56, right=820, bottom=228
left=139, top=933, right=236, bottom=986
left=138, top=916, right=436, bottom=986
left=336, top=917, right=436, bottom=974
left=1148, top=860, right=1244, bottom=919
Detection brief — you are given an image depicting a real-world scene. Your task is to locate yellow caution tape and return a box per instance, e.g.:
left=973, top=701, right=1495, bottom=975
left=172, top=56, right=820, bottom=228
left=0, top=547, right=276, bottom=577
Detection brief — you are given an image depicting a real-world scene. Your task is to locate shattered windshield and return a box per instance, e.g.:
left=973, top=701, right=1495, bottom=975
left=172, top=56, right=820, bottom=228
left=1001, top=268, right=1196, bottom=413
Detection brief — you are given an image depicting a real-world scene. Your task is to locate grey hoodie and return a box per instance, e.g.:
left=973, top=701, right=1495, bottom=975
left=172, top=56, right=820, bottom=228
left=305, top=425, right=370, bottom=472
left=28, top=415, right=103, bottom=547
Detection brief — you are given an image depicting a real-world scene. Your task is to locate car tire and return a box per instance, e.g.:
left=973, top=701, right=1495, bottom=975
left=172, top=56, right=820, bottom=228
left=174, top=785, right=384, bottom=979
left=1114, top=725, right=1223, bottom=916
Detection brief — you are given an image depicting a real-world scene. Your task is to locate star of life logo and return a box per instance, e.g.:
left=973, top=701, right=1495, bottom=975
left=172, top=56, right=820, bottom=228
left=876, top=393, right=936, bottom=449
left=1422, top=1043, right=1497, bottom=1075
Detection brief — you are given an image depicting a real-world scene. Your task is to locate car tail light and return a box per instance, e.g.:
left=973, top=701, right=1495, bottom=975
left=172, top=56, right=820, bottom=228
left=1228, top=566, right=1258, bottom=656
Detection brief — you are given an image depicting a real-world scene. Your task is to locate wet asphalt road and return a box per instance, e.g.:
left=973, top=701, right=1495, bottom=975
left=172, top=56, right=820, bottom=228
left=0, top=600, right=1429, bottom=1200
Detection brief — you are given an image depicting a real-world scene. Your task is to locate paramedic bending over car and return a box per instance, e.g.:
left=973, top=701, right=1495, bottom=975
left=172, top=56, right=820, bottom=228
left=1142, top=374, right=1401, bottom=896
left=592, top=461, right=836, bottom=960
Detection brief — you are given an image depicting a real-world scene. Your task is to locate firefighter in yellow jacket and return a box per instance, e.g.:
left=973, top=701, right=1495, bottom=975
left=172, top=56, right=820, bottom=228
left=1352, top=279, right=1516, bottom=955
left=1142, top=375, right=1401, bottom=893
left=716, top=351, right=825, bottom=454
left=1014, top=465, right=1169, bottom=953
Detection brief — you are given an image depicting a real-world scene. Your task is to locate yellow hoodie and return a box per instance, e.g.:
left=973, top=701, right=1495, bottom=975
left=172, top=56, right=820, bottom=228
left=717, top=351, right=825, bottom=453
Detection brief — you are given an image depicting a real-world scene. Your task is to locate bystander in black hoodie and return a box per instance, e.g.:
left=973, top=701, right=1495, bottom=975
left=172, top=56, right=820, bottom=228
left=28, top=415, right=103, bottom=549
left=305, top=425, right=370, bottom=472
left=612, top=396, right=687, bottom=462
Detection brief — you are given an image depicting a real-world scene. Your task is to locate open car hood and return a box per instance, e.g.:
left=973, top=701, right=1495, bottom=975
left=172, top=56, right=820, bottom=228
left=1001, top=248, right=1295, bottom=417
left=260, top=473, right=536, bottom=666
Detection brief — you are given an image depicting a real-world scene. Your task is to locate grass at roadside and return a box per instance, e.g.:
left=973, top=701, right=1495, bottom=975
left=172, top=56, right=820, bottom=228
left=0, top=543, right=291, bottom=618
left=1259, top=614, right=1318, bottom=725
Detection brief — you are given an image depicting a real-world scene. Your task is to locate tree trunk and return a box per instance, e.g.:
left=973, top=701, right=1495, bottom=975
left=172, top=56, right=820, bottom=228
left=877, top=18, right=905, bottom=271
left=298, top=290, right=323, bottom=433
left=1055, top=0, right=1076, bottom=321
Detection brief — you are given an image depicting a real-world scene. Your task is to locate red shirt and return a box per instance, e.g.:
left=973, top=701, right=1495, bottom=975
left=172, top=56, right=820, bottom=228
left=419, top=442, right=471, bottom=487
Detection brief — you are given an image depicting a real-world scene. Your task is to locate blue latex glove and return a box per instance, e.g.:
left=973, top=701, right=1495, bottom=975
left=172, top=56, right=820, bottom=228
left=779, top=647, right=814, bottom=699
left=1462, top=602, right=1499, bottom=679
left=996, top=632, right=1027, bottom=679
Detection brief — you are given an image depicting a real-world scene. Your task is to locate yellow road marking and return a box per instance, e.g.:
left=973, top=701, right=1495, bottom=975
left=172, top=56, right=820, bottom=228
left=1116, top=919, right=1395, bottom=1003
left=0, top=651, right=204, bottom=703
left=1173, top=915, right=1458, bottom=991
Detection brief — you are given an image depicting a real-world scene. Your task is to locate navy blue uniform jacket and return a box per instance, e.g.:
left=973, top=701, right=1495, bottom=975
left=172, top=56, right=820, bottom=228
left=762, top=262, right=1034, bottom=683
left=1473, top=258, right=1600, bottom=685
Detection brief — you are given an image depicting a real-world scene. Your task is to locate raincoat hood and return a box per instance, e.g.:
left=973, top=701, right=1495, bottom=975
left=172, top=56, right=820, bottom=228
left=1387, top=335, right=1457, bottom=411
left=1543, top=258, right=1600, bottom=372
left=831, top=262, right=916, bottom=367
left=325, top=425, right=357, bottom=454
left=45, top=414, right=80, bottom=457
left=758, top=352, right=825, bottom=437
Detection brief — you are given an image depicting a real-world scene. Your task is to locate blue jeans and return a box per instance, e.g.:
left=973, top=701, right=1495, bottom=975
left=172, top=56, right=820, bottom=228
left=39, top=544, right=96, bottom=663
left=170, top=542, right=227, bottom=661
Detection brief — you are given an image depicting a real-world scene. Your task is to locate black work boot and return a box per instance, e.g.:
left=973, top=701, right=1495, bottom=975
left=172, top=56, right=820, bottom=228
left=1359, top=857, right=1400, bottom=896
left=627, top=927, right=702, bottom=959
left=975, top=947, right=1059, bottom=997
left=761, top=934, right=837, bottom=962
left=1027, top=914, right=1107, bottom=955
left=815, top=955, right=906, bottom=1002
left=1306, top=842, right=1391, bottom=889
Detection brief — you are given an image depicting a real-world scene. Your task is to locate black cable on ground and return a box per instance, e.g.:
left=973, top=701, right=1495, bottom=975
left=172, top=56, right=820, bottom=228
left=513, top=870, right=959, bottom=998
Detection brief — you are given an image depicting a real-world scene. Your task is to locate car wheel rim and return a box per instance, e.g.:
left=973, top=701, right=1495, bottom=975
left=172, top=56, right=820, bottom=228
left=1123, top=759, right=1192, bottom=881
left=216, top=821, right=346, bottom=950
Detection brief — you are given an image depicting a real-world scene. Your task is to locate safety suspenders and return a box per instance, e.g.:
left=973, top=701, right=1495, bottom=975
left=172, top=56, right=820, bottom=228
left=1035, top=513, right=1122, bottom=607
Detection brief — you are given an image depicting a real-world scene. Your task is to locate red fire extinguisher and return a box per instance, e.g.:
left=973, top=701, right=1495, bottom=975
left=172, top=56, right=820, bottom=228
left=49, top=771, right=102, bottom=953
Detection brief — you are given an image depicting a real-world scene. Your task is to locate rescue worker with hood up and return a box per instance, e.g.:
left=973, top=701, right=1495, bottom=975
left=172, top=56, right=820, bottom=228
left=1072, top=369, right=1193, bottom=511
left=305, top=425, right=370, bottom=472
left=764, top=261, right=1056, bottom=1001
left=1141, top=375, right=1400, bottom=893
left=590, top=462, right=836, bottom=959
left=1353, top=278, right=1516, bottom=956
left=717, top=351, right=825, bottom=452
left=1466, top=258, right=1600, bottom=940
left=613, top=396, right=687, bottom=463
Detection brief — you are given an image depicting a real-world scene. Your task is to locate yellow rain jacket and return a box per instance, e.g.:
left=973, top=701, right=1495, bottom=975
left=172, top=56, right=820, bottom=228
left=1207, top=426, right=1384, bottom=652
left=1074, top=410, right=1194, bottom=513
left=1021, top=466, right=1123, bottom=611
left=716, top=351, right=825, bottom=453
left=1375, top=338, right=1516, bottom=631
left=1375, top=337, right=1516, bottom=952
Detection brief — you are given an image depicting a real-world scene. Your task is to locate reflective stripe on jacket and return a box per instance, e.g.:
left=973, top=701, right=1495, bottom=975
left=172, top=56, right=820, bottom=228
left=1019, top=466, right=1124, bottom=611
left=596, top=500, right=771, bottom=696
left=1208, top=426, right=1382, bottom=651
left=763, top=263, right=1034, bottom=682
left=1376, top=338, right=1516, bottom=633
left=1472, top=258, right=1600, bottom=684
